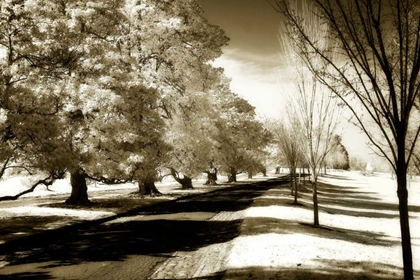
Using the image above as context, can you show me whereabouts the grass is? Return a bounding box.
[0,171,419,279]
[222,171,420,279]
[0,173,262,245]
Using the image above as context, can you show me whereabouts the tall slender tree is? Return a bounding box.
[268,119,304,204]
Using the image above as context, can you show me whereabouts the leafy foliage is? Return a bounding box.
[325,135,350,170]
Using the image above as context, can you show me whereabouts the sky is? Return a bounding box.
[197,0,284,119]
[196,0,375,160]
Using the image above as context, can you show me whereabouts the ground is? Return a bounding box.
[0,170,419,279]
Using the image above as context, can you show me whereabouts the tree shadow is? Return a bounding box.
[0,216,80,244]
[321,173,356,181]
[3,219,242,268]
[0,272,53,280]
[222,260,411,279]
[239,217,400,247]
[0,179,290,271]
[314,181,420,213]
[252,192,400,219]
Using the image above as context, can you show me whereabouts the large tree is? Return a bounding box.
[0,0,229,202]
[214,94,272,182]
[273,0,420,278]
[123,0,228,190]
[0,0,72,194]
[0,0,169,204]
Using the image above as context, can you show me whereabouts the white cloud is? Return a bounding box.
[213,50,288,119]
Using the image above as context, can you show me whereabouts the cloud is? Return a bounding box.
[213,49,290,118]
[213,48,371,156]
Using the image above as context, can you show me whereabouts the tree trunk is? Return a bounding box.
[179,176,193,189]
[204,165,218,185]
[396,156,413,279]
[170,169,194,190]
[312,171,319,226]
[302,167,306,185]
[138,177,161,197]
[227,167,237,183]
[205,172,218,185]
[247,171,253,179]
[290,168,294,196]
[65,168,91,205]
[261,167,267,177]
[294,170,298,204]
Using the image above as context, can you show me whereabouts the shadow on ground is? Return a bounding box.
[315,181,420,213]
[240,177,405,247]
[240,217,399,247]
[170,260,413,280]
[221,260,411,280]
[0,179,289,272]
[0,272,54,280]
[5,219,242,267]
[254,179,419,218]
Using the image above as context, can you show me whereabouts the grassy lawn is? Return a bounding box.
[1,171,419,279]
[224,171,420,279]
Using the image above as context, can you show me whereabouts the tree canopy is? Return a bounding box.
[0,0,272,203]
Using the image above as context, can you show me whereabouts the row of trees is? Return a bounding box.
[0,0,270,203]
[271,0,420,278]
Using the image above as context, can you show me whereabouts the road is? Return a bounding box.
[0,178,289,279]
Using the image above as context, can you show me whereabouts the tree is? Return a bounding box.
[0,0,170,204]
[278,1,341,226]
[0,0,229,202]
[123,0,228,190]
[214,93,272,183]
[268,119,304,204]
[0,0,73,196]
[325,135,350,170]
[273,0,420,278]
[164,90,218,189]
[349,155,367,171]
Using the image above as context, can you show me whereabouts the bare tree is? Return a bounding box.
[269,118,304,204]
[272,0,420,278]
[278,1,341,226]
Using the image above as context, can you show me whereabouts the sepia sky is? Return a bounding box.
[197,0,373,159]
[197,0,285,118]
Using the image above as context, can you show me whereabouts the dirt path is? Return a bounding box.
[0,178,288,279]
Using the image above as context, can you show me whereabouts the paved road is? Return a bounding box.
[0,178,289,279]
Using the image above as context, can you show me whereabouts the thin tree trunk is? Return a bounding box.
[302,167,306,185]
[396,158,413,280]
[65,168,90,205]
[294,170,298,204]
[290,168,294,196]
[312,171,319,226]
